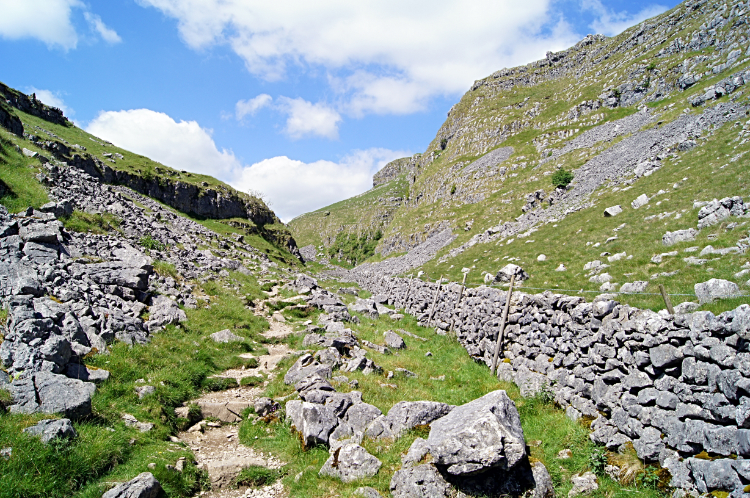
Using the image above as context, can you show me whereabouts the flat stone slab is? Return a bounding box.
[10,372,95,420]
[197,401,253,423]
[210,329,244,343]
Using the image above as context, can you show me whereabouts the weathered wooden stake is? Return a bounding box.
[427,275,443,328]
[449,271,469,334]
[491,274,516,376]
[659,284,675,315]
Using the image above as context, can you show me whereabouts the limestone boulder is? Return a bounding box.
[286,400,338,447]
[23,418,77,444]
[426,389,526,475]
[319,443,382,482]
[366,401,454,440]
[390,464,452,498]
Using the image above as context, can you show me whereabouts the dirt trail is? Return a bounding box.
[184,315,296,498]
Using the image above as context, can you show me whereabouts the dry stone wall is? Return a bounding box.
[350,271,750,496]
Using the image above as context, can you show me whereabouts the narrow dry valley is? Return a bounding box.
[2,0,750,497]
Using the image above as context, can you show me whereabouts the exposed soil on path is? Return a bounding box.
[184,317,297,497]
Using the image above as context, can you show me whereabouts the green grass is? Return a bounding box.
[239,306,667,498]
[8,107,248,201]
[0,271,268,498]
[153,260,179,279]
[62,211,122,235]
[416,111,750,314]
[288,176,409,250]
[234,465,284,487]
[0,136,49,213]
[139,235,165,252]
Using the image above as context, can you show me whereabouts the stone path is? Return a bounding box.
[183,318,296,498]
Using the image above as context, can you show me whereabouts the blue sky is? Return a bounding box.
[0,0,679,221]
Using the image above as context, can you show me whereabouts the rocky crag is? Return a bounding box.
[1,84,300,258]
[291,0,750,266]
[0,159,284,418]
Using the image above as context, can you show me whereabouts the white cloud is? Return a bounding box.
[85,106,408,220]
[232,148,408,222]
[84,12,122,44]
[86,109,240,177]
[583,0,668,37]
[137,0,582,115]
[26,88,73,116]
[235,94,272,120]
[278,97,342,140]
[0,0,82,49]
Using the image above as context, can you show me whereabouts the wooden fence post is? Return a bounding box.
[659,284,675,315]
[449,271,469,334]
[427,276,443,328]
[491,274,516,376]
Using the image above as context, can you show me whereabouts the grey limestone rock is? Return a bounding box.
[568,471,598,497]
[390,464,452,498]
[515,366,550,398]
[284,354,333,385]
[314,347,342,369]
[729,304,750,340]
[402,437,431,467]
[427,390,526,475]
[649,344,683,369]
[366,400,454,440]
[620,281,648,294]
[631,194,649,209]
[319,443,382,482]
[332,402,383,440]
[102,472,162,498]
[695,278,741,304]
[663,229,698,246]
[697,199,734,229]
[384,330,406,350]
[604,205,623,217]
[145,295,187,332]
[209,329,244,343]
[293,273,319,292]
[135,385,155,399]
[350,298,379,319]
[23,418,77,443]
[633,427,665,462]
[674,301,700,314]
[254,397,280,417]
[495,264,529,283]
[354,487,383,498]
[10,371,95,419]
[530,460,555,498]
[687,458,740,494]
[86,261,151,291]
[66,363,110,384]
[286,400,338,447]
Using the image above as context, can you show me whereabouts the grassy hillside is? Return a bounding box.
[288,175,409,251]
[0,88,300,264]
[290,0,750,314]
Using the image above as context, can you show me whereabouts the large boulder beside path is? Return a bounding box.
[426,390,526,475]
